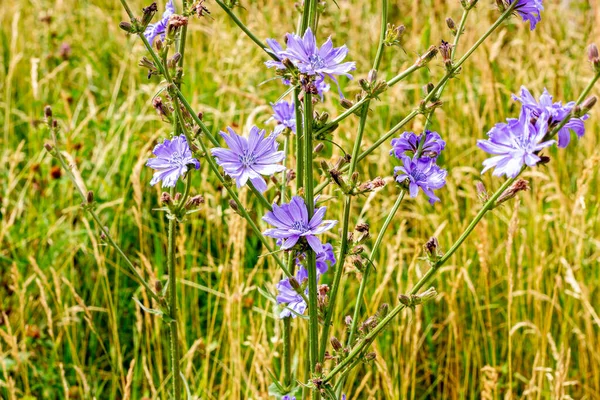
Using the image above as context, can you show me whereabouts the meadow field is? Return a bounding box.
[1,0,600,399]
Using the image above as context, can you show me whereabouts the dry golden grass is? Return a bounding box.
[1,0,600,399]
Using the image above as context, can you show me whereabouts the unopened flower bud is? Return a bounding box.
[331,336,343,352]
[352,257,365,272]
[417,287,438,303]
[358,78,370,92]
[476,181,488,201]
[289,277,301,291]
[446,17,457,35]
[169,52,182,68]
[423,82,435,95]
[282,58,295,70]
[155,280,163,292]
[314,143,324,153]
[119,21,134,33]
[580,96,597,114]
[186,194,205,208]
[367,69,377,83]
[100,229,108,241]
[495,179,529,207]
[197,111,204,121]
[228,199,240,214]
[86,190,94,204]
[425,237,439,258]
[355,223,369,233]
[44,143,54,152]
[315,363,323,375]
[439,40,453,68]
[588,44,600,71]
[376,303,389,318]
[174,192,182,202]
[161,192,172,204]
[351,171,359,184]
[344,315,353,326]
[286,169,296,183]
[364,352,377,361]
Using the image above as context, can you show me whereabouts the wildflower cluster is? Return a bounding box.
[390,130,448,204]
[478,86,590,177]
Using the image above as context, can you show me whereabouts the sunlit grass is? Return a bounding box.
[1,0,599,398]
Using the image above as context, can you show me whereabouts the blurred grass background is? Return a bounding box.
[1,0,600,398]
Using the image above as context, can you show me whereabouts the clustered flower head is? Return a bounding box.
[478,85,592,178]
[146,135,200,187]
[390,130,448,204]
[211,126,286,193]
[270,100,296,134]
[512,86,587,148]
[509,0,544,31]
[144,0,175,44]
[390,130,446,159]
[262,196,337,252]
[266,28,355,97]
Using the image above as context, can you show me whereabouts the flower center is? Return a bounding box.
[308,54,325,70]
[239,151,257,167]
[410,169,428,182]
[169,152,187,167]
[292,220,311,232]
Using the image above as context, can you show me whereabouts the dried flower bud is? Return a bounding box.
[167,14,188,38]
[228,199,240,214]
[314,143,324,153]
[330,169,348,191]
[355,223,369,233]
[416,45,438,67]
[495,179,529,207]
[289,277,301,291]
[44,105,53,119]
[141,2,158,27]
[423,82,435,95]
[152,97,170,119]
[197,111,204,121]
[282,58,295,70]
[425,237,439,258]
[155,280,163,292]
[352,257,365,272]
[174,192,182,202]
[100,228,108,241]
[331,336,343,352]
[186,194,204,208]
[86,190,94,204]
[161,192,172,204]
[340,98,354,109]
[44,143,54,152]
[315,363,323,375]
[588,44,600,71]
[192,0,210,17]
[350,245,364,255]
[169,52,182,68]
[364,352,377,361]
[119,21,134,33]
[286,169,296,183]
[446,17,457,35]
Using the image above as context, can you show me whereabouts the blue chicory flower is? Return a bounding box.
[394,156,447,204]
[266,28,355,97]
[270,100,296,134]
[262,196,337,253]
[144,0,175,44]
[477,109,554,178]
[146,135,200,187]
[509,0,543,30]
[512,86,588,148]
[276,267,311,319]
[211,126,286,193]
[390,130,446,159]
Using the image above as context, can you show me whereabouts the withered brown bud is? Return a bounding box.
[331,336,343,352]
[161,192,172,204]
[155,280,163,292]
[446,17,457,35]
[416,45,438,67]
[351,171,359,184]
[197,111,204,121]
[495,179,529,207]
[228,199,240,213]
[580,96,597,114]
[119,22,134,33]
[588,44,600,71]
[365,352,377,362]
[86,190,94,204]
[286,169,296,183]
[355,223,369,233]
[282,58,295,70]
[340,98,354,109]
[186,194,205,207]
[44,143,54,152]
[439,40,453,68]
[314,143,324,153]
[289,277,301,290]
[425,237,439,258]
[141,3,158,26]
[44,105,53,119]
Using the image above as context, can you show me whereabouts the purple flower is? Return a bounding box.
[266,28,355,96]
[276,267,310,318]
[270,101,296,134]
[144,0,175,44]
[390,130,446,159]
[146,135,200,187]
[262,196,337,252]
[394,156,447,204]
[477,109,554,178]
[509,0,543,30]
[281,396,296,400]
[211,126,286,193]
[296,242,336,275]
[512,86,588,148]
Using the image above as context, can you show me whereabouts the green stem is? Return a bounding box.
[167,218,182,400]
[282,252,294,388]
[294,89,304,193]
[303,93,319,375]
[325,177,514,384]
